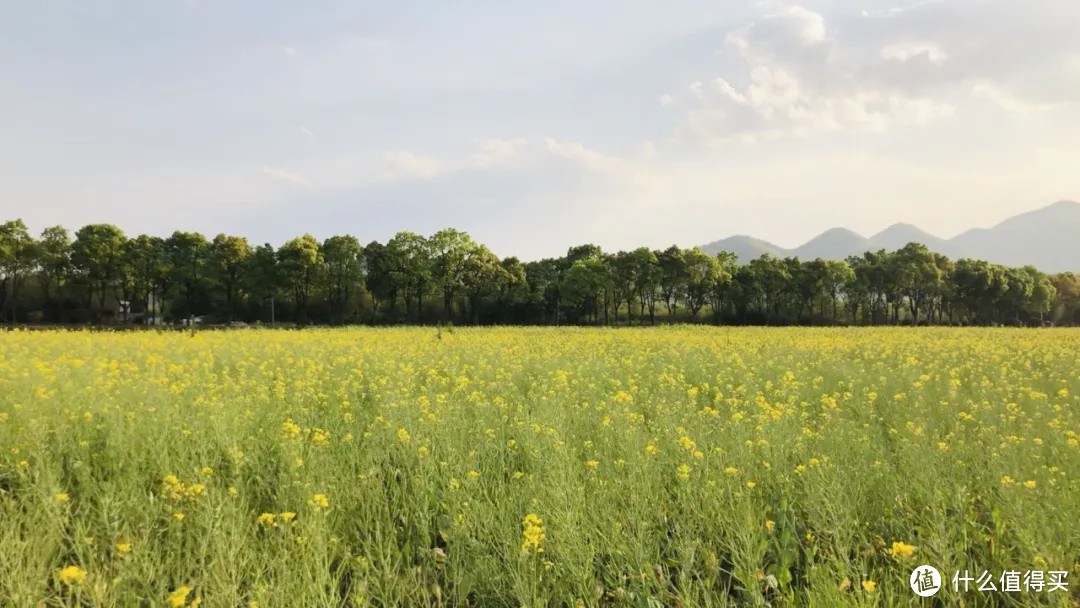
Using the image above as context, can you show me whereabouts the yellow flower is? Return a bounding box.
[397,428,411,443]
[116,541,133,555]
[745,481,756,489]
[890,541,916,559]
[677,464,691,481]
[724,466,738,476]
[166,585,192,608]
[257,512,277,527]
[190,599,202,608]
[585,460,599,470]
[765,519,775,533]
[173,512,185,521]
[58,565,87,586]
[53,492,70,504]
[1023,480,1037,489]
[280,511,296,523]
[467,470,480,479]
[282,419,301,438]
[645,444,658,455]
[1001,475,1015,486]
[311,493,330,509]
[199,467,214,478]
[862,580,876,592]
[521,513,546,555]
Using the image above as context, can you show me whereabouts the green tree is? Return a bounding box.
[1050,273,1079,324]
[821,259,854,323]
[788,258,824,322]
[166,231,210,324]
[0,219,38,322]
[562,257,610,324]
[748,254,791,323]
[1024,266,1056,323]
[71,224,127,315]
[496,256,528,322]
[630,248,660,324]
[951,259,1007,324]
[429,228,475,322]
[278,234,322,323]
[524,259,563,324]
[611,251,636,324]
[387,232,432,321]
[209,234,254,322]
[462,245,508,324]
[363,241,397,322]
[126,235,168,324]
[683,247,721,319]
[894,243,942,325]
[320,235,363,324]
[247,244,280,323]
[708,251,739,321]
[657,245,688,319]
[36,226,71,312]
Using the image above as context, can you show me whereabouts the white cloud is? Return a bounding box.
[468,138,528,168]
[881,42,947,65]
[659,93,675,106]
[381,150,447,180]
[380,138,529,180]
[764,5,828,45]
[299,127,316,141]
[282,45,297,56]
[543,138,639,179]
[675,7,954,145]
[261,166,312,186]
[969,80,1064,114]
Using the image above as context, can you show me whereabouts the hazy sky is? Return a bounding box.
[2,0,1078,259]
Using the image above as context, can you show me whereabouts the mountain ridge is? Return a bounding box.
[700,200,1080,273]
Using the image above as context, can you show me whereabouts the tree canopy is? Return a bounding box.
[0,219,1076,327]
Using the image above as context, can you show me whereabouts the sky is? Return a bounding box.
[1,0,1079,260]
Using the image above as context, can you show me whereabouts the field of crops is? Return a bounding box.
[1,327,1078,606]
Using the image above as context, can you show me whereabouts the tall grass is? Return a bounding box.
[1,327,1077,606]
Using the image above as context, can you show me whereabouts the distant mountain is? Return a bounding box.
[699,235,787,263]
[870,223,957,256]
[700,200,1080,272]
[951,200,1080,272]
[792,228,872,261]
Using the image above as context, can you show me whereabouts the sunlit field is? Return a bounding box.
[1,327,1078,607]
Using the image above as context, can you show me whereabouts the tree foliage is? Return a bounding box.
[0,217,1074,327]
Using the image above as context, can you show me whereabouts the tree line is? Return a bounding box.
[1,219,1078,327]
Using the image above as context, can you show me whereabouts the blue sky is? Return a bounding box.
[2,0,1078,259]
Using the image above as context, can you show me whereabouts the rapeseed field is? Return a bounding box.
[1,327,1078,606]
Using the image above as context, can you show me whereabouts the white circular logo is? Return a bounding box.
[910,565,942,597]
